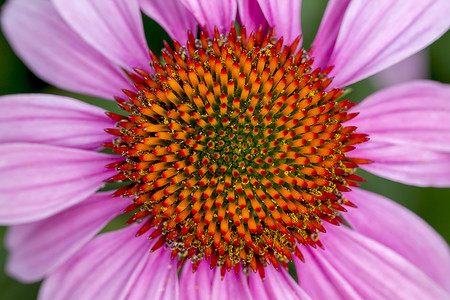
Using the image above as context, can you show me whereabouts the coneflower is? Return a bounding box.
[0,0,449,299]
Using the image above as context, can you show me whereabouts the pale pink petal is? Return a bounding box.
[372,50,429,89]
[210,269,253,300]
[352,141,450,187]
[122,247,179,300]
[0,94,113,150]
[296,226,449,299]
[297,249,363,299]
[344,188,450,290]
[180,263,253,300]
[256,0,302,44]
[351,81,450,152]
[348,80,450,186]
[248,267,312,300]
[179,263,214,300]
[181,261,310,299]
[237,0,269,34]
[180,0,237,34]
[0,143,117,224]
[139,0,198,44]
[5,192,129,283]
[52,0,150,70]
[310,0,351,68]
[327,0,450,87]
[1,0,133,99]
[39,226,178,300]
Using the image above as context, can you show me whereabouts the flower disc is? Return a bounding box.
[105,26,369,278]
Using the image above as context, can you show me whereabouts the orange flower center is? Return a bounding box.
[104,26,369,279]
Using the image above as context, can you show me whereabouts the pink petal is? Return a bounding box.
[353,141,450,187]
[372,50,429,89]
[210,269,253,300]
[180,0,237,34]
[327,0,450,87]
[179,263,214,300]
[180,262,311,299]
[52,0,150,70]
[122,247,179,300]
[39,226,178,300]
[1,0,133,99]
[237,0,269,34]
[5,192,129,283]
[351,81,450,152]
[0,94,113,150]
[256,0,302,44]
[349,80,450,186]
[0,143,117,224]
[248,268,312,300]
[296,226,449,299]
[344,188,450,290]
[180,263,253,300]
[139,0,198,44]
[310,0,351,69]
[296,249,362,299]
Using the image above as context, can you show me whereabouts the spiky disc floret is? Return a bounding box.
[105,26,369,279]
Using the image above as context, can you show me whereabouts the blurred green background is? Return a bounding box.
[0,0,449,299]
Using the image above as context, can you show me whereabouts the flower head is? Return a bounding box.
[104,26,370,278]
[0,0,449,299]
